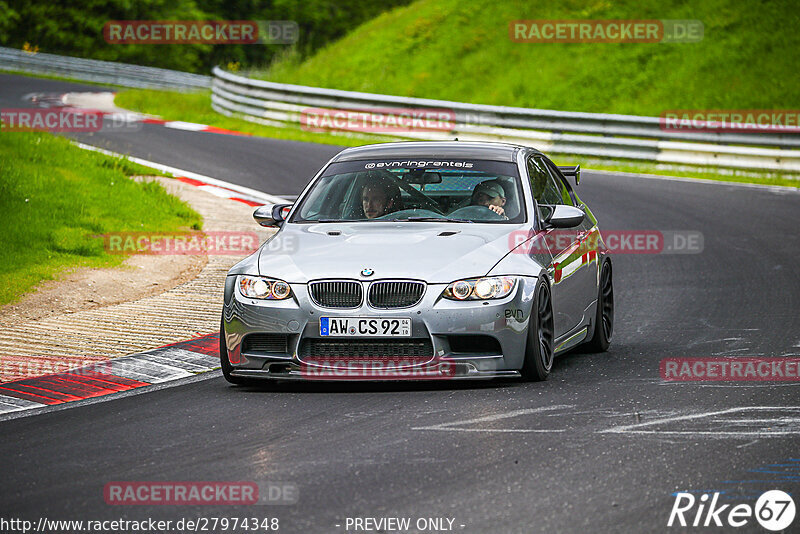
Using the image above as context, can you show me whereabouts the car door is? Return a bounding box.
[542,157,600,335]
[527,156,586,338]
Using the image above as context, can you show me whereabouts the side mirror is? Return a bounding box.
[557,165,581,185]
[253,204,292,227]
[544,205,585,228]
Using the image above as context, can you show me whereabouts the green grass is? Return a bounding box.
[115,89,397,147]
[254,0,800,116]
[0,131,202,305]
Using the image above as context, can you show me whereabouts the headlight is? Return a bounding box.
[238,275,293,300]
[442,276,517,300]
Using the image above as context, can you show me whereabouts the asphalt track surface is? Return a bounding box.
[1,74,799,533]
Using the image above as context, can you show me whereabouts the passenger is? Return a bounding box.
[361,178,401,219]
[470,180,507,217]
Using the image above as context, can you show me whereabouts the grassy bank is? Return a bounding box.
[115,88,395,147]
[0,131,202,305]
[254,0,800,116]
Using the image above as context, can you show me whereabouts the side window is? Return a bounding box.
[542,159,576,206]
[528,157,566,205]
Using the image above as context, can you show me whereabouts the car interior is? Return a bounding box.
[306,169,523,222]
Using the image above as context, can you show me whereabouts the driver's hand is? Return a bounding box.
[488,205,506,217]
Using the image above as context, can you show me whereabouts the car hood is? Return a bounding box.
[257,222,524,283]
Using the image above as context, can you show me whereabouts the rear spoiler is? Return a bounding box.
[558,165,581,185]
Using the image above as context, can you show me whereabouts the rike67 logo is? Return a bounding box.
[668,490,795,530]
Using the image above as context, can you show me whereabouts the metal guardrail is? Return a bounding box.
[212,66,800,173]
[0,47,210,90]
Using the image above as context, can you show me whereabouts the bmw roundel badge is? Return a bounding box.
[361,268,374,277]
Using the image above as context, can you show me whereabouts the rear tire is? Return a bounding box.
[521,279,555,381]
[584,260,613,352]
[220,318,257,385]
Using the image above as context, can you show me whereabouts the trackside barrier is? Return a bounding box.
[211,66,800,173]
[0,46,210,90]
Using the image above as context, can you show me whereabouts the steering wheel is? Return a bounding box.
[448,205,505,221]
[372,170,443,214]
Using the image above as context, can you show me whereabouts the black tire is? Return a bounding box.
[219,317,257,385]
[584,260,614,352]
[521,279,555,381]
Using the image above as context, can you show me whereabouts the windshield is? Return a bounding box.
[292,159,525,223]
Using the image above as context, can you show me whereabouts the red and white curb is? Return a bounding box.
[0,334,220,417]
[25,92,279,205]
[141,117,250,136]
[73,142,287,207]
[31,92,250,137]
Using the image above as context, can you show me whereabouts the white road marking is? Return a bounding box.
[163,121,208,131]
[601,406,800,437]
[72,142,288,205]
[136,348,218,373]
[105,358,193,384]
[198,184,236,198]
[0,394,47,414]
[412,405,574,433]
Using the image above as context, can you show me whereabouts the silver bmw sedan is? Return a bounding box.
[220,141,613,383]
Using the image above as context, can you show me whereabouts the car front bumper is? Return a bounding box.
[222,275,538,380]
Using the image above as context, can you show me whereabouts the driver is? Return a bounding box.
[470,180,507,217]
[361,178,401,219]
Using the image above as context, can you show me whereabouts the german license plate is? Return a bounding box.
[320,317,411,337]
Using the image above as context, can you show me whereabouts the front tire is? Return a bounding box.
[584,260,613,352]
[521,279,555,381]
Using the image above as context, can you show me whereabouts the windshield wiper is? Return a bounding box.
[405,217,474,223]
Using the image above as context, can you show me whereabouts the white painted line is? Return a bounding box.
[136,348,218,373]
[603,406,748,432]
[198,184,236,198]
[412,405,574,433]
[147,347,218,367]
[72,142,288,205]
[601,406,800,437]
[163,121,208,131]
[104,358,193,383]
[0,394,47,414]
